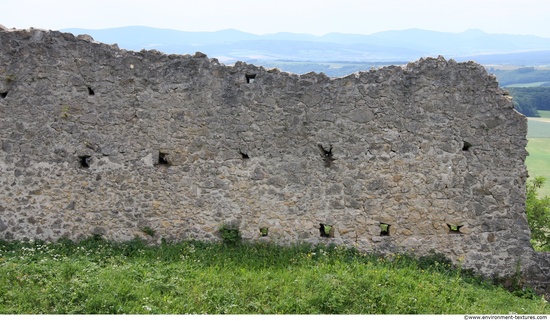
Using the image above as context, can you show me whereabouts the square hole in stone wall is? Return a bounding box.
[447,224,463,234]
[259,227,269,237]
[157,152,170,166]
[318,144,335,168]
[319,223,333,238]
[245,74,256,84]
[78,155,91,168]
[380,223,390,236]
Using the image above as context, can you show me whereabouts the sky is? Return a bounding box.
[3,0,550,38]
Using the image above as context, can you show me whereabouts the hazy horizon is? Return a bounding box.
[57,25,550,40]
[4,0,550,38]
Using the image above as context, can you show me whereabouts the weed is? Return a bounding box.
[416,252,453,273]
[60,105,70,118]
[141,226,156,237]
[5,74,16,82]
[219,223,241,245]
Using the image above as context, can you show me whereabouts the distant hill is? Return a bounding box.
[453,50,550,67]
[61,26,550,61]
[61,26,550,76]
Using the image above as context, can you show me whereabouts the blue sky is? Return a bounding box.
[3,0,550,38]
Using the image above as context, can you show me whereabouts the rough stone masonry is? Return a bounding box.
[0,27,548,293]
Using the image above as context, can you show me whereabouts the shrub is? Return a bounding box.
[526,177,550,251]
[219,223,241,245]
[141,226,156,237]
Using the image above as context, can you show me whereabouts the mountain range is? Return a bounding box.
[61,26,550,76]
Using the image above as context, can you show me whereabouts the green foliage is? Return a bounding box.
[513,100,539,118]
[526,177,550,251]
[416,252,453,272]
[140,226,156,237]
[492,68,550,87]
[219,223,241,245]
[0,239,547,314]
[259,227,268,237]
[506,87,550,117]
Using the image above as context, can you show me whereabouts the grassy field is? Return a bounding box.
[526,137,550,197]
[527,119,550,138]
[0,237,548,314]
[507,82,550,87]
[527,111,550,197]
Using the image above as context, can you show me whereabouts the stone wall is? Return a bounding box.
[0,27,548,293]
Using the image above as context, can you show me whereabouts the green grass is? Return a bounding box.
[538,110,550,119]
[526,138,550,197]
[528,118,550,138]
[0,238,548,314]
[527,111,550,197]
[506,82,550,88]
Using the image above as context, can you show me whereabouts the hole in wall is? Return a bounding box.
[462,141,472,151]
[245,74,256,84]
[0,92,7,98]
[157,152,170,166]
[447,224,463,234]
[87,86,95,96]
[240,151,250,160]
[78,155,91,168]
[380,223,390,236]
[319,223,333,238]
[318,144,335,168]
[259,227,269,237]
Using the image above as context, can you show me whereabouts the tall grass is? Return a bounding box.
[0,237,547,314]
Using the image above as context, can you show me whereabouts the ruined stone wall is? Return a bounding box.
[0,27,548,292]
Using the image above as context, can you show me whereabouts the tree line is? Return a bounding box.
[490,67,550,87]
[506,87,550,117]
